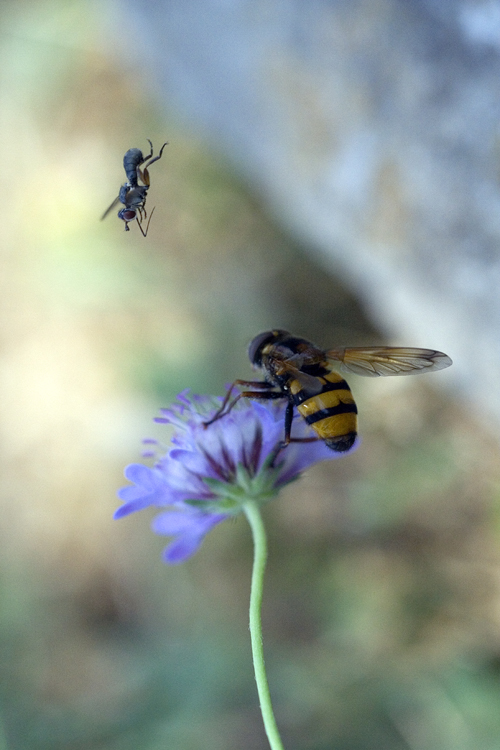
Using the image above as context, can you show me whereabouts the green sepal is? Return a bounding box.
[183,459,285,515]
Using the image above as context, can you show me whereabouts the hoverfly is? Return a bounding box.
[204,330,452,453]
[101,140,168,236]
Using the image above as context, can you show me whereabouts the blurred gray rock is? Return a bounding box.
[118,0,500,428]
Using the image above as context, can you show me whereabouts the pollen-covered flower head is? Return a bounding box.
[115,390,357,563]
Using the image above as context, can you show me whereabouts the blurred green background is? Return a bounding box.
[0,2,499,749]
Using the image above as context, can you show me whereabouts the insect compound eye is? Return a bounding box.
[118,209,136,222]
[247,330,289,366]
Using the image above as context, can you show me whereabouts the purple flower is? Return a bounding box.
[115,390,357,564]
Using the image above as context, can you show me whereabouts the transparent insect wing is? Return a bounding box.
[118,184,129,204]
[125,185,148,207]
[101,195,122,221]
[273,358,324,395]
[326,347,453,377]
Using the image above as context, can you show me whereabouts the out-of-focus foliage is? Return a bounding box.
[0,2,499,749]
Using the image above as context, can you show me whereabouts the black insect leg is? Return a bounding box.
[203,381,282,427]
[136,206,155,237]
[143,139,154,161]
[143,142,168,171]
[140,142,168,187]
[282,401,295,447]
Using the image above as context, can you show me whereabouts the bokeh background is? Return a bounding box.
[1,1,500,748]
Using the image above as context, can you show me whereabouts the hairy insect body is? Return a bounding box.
[205,329,452,456]
[260,338,358,451]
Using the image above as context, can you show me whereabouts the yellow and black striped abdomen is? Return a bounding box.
[291,372,357,452]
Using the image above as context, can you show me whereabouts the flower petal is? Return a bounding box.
[113,496,154,519]
[152,510,201,535]
[153,511,228,564]
[163,534,204,564]
[152,510,227,536]
[115,389,357,563]
[123,463,159,490]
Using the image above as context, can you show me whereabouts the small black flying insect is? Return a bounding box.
[101,140,167,237]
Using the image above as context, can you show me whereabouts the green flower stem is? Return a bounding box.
[0,710,8,750]
[243,500,285,750]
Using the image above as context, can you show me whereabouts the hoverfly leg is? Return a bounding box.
[230,388,283,410]
[269,434,321,466]
[268,403,294,465]
[281,401,295,447]
[269,401,322,464]
[203,380,243,426]
[282,401,321,446]
[204,392,246,427]
[203,381,281,427]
